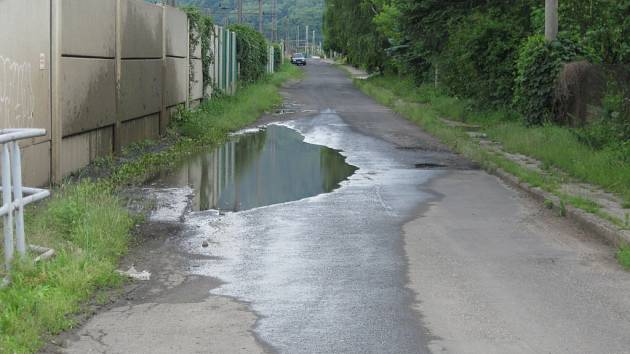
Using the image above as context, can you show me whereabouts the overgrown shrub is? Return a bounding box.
[182,6,214,97]
[228,24,268,83]
[273,44,283,69]
[440,11,524,106]
[513,35,595,125]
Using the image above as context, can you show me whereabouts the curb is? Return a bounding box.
[493,167,630,249]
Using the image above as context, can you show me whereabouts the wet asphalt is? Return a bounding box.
[179,61,473,353]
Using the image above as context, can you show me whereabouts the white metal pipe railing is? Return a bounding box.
[0,129,50,274]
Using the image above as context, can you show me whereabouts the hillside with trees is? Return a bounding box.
[177,0,324,47]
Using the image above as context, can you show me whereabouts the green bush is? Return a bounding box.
[273,44,283,69]
[440,12,525,106]
[228,24,268,83]
[513,35,593,125]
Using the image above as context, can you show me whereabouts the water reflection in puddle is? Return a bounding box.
[156,125,358,212]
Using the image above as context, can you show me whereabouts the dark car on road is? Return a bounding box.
[291,53,307,66]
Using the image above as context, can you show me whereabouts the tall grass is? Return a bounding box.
[178,66,300,141]
[0,182,133,353]
[357,75,630,205]
[619,247,630,269]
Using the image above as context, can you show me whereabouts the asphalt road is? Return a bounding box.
[57,60,630,354]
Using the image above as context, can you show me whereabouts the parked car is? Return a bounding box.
[291,53,307,66]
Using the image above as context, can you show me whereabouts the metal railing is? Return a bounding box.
[1,129,50,280]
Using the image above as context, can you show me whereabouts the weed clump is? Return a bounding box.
[618,247,630,270]
[0,182,133,352]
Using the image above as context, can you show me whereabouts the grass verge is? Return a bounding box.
[354,73,630,266]
[0,63,302,353]
[619,247,630,269]
[0,182,133,353]
[357,75,630,205]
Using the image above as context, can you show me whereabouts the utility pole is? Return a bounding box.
[296,25,300,53]
[258,0,263,34]
[305,25,309,56]
[312,30,315,56]
[545,0,558,41]
[271,0,277,42]
[165,0,176,6]
[237,0,243,24]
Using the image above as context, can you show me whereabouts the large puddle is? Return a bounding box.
[155,125,358,212]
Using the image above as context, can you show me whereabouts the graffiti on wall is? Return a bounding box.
[0,55,35,125]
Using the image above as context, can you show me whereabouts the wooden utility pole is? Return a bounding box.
[237,0,243,24]
[545,0,558,41]
[272,0,277,42]
[305,25,309,55]
[258,0,263,33]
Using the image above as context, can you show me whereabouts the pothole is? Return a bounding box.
[414,163,448,169]
[396,146,425,151]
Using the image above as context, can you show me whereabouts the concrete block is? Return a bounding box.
[0,0,51,141]
[121,0,163,59]
[119,114,160,147]
[165,6,188,58]
[119,59,162,121]
[61,0,116,58]
[61,126,113,176]
[164,57,187,107]
[190,59,203,100]
[59,57,116,136]
[22,141,51,187]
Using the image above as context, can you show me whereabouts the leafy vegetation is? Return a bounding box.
[324,0,387,71]
[228,24,269,83]
[513,35,596,125]
[619,247,630,269]
[182,6,215,96]
[324,0,629,124]
[0,182,134,353]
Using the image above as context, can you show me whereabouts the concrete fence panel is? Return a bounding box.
[118,114,160,148]
[120,0,163,59]
[191,29,203,60]
[163,6,188,113]
[0,0,52,186]
[164,57,188,108]
[191,59,204,101]
[60,126,113,176]
[60,0,116,58]
[59,57,117,136]
[119,59,163,121]
[164,7,188,58]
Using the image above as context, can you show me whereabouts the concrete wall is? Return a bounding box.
[0,0,52,186]
[164,5,188,113]
[1,0,238,185]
